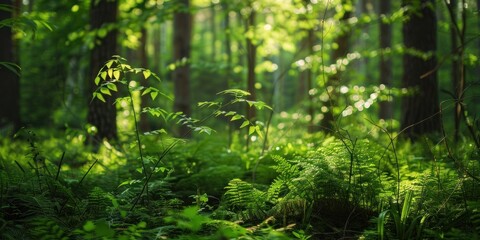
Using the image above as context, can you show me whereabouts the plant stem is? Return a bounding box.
[128,87,149,194]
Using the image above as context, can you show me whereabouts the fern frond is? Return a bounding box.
[27,216,68,240]
[85,187,110,218]
[224,179,267,220]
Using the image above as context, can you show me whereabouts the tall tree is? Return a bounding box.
[445,0,467,142]
[378,0,393,119]
[173,0,192,137]
[296,0,315,132]
[245,8,256,123]
[320,0,352,132]
[0,0,21,134]
[222,1,232,86]
[301,32,315,131]
[210,2,217,62]
[138,0,150,132]
[87,0,118,144]
[401,0,440,138]
[448,0,461,141]
[244,4,256,148]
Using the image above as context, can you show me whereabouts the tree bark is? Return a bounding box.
[139,27,151,132]
[401,0,440,139]
[379,0,393,119]
[173,0,192,138]
[320,0,351,132]
[138,0,150,132]
[449,0,461,141]
[87,0,118,145]
[303,29,315,132]
[0,0,21,135]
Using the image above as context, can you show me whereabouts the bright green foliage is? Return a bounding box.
[165,206,210,232]
[377,191,428,240]
[3,0,480,239]
[199,88,273,140]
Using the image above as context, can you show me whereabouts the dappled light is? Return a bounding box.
[1,0,480,239]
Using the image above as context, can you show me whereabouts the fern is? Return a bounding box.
[85,187,110,218]
[467,200,480,234]
[224,178,267,220]
[27,216,68,240]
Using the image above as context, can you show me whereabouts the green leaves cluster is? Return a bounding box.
[199,89,272,138]
[377,191,428,240]
[92,55,161,103]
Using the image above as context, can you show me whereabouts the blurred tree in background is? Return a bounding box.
[2,0,479,141]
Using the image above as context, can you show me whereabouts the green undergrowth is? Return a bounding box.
[1,124,479,239]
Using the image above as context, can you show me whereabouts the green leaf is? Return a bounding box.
[118,180,131,188]
[252,100,272,110]
[144,129,167,135]
[105,60,114,68]
[97,28,107,38]
[83,221,95,232]
[378,210,389,240]
[0,62,21,76]
[150,91,158,100]
[218,89,250,97]
[142,87,152,96]
[96,93,106,102]
[94,76,101,85]
[106,83,117,91]
[100,87,111,96]
[100,71,107,80]
[248,126,255,135]
[231,114,242,121]
[240,121,250,129]
[113,70,120,79]
[107,68,113,78]
[255,125,264,138]
[143,70,151,79]
[137,221,147,228]
[225,111,236,116]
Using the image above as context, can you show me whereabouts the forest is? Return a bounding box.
[1,0,480,239]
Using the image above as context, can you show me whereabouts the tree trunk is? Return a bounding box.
[0,0,21,135]
[87,0,118,145]
[211,3,217,62]
[449,0,461,141]
[173,0,192,138]
[246,9,257,122]
[245,8,256,148]
[222,1,232,86]
[139,27,151,132]
[303,29,315,132]
[320,0,351,132]
[379,0,393,119]
[401,0,440,139]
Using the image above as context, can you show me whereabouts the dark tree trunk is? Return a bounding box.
[87,0,118,145]
[139,27,151,132]
[0,0,21,135]
[379,0,393,119]
[320,0,351,132]
[173,0,192,138]
[449,0,461,141]
[137,0,150,132]
[301,29,315,132]
[401,0,440,139]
